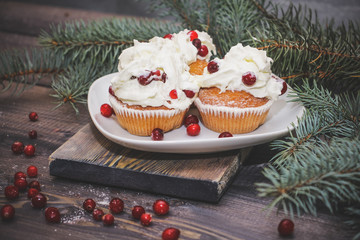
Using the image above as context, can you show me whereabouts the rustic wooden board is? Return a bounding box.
[49,123,250,202]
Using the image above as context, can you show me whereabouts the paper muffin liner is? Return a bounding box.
[109,95,187,136]
[194,98,273,134]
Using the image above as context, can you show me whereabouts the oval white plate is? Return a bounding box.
[88,73,305,153]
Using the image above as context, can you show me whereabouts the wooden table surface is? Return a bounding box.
[0,1,354,239]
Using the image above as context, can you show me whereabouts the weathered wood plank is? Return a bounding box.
[49,123,249,202]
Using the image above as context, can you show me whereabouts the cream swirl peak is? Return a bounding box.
[111,37,199,110]
[194,43,283,100]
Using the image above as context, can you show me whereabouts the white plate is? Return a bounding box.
[88,73,305,153]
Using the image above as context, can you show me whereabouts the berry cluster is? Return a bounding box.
[11,111,39,157]
[82,197,179,239]
[2,166,61,223]
[138,69,167,86]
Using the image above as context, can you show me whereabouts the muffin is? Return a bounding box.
[193,43,283,134]
[109,37,199,136]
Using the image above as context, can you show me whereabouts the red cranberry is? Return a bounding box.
[102,213,114,226]
[169,89,178,99]
[45,207,61,223]
[14,171,26,180]
[28,180,41,191]
[24,144,35,156]
[140,213,152,226]
[192,38,201,49]
[163,34,173,39]
[183,90,195,98]
[109,197,124,214]
[207,61,219,73]
[198,45,208,57]
[11,141,24,154]
[100,103,113,118]
[138,75,152,86]
[187,30,198,41]
[153,199,169,216]
[278,219,294,236]
[92,208,105,221]
[4,185,19,200]
[29,112,38,121]
[27,188,39,199]
[151,128,164,141]
[132,206,145,219]
[14,178,28,191]
[242,71,257,86]
[162,227,180,240]
[83,198,96,212]
[109,86,115,96]
[28,130,37,139]
[219,132,233,138]
[161,72,167,83]
[280,81,287,95]
[27,165,38,178]
[187,124,201,136]
[184,115,199,127]
[31,193,47,208]
[1,204,15,221]
[152,70,161,76]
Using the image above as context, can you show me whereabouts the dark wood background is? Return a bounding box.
[0,1,358,239]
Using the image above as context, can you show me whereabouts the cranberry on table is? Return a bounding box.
[11,141,24,154]
[29,112,38,121]
[24,144,35,156]
[5,185,19,200]
[218,132,233,138]
[14,178,28,191]
[162,227,180,240]
[207,61,219,73]
[28,130,37,139]
[27,165,38,178]
[184,115,199,127]
[27,188,39,199]
[100,103,113,118]
[92,208,105,221]
[14,171,26,180]
[153,199,169,216]
[1,204,15,221]
[197,45,209,57]
[132,206,145,219]
[83,198,96,212]
[140,213,152,226]
[28,180,41,191]
[109,197,124,214]
[102,213,115,226]
[151,128,164,141]
[242,71,257,86]
[187,124,201,136]
[31,193,47,208]
[278,218,294,236]
[45,207,61,223]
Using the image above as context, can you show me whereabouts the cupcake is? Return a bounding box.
[109,37,199,136]
[162,29,216,75]
[193,43,284,134]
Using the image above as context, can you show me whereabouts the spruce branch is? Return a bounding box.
[256,137,360,218]
[39,18,183,64]
[0,48,66,95]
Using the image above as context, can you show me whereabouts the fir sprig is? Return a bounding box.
[0,48,66,95]
[256,137,360,218]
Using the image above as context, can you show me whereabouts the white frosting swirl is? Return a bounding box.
[111,37,199,110]
[193,43,282,100]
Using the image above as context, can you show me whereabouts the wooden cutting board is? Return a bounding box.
[49,123,250,202]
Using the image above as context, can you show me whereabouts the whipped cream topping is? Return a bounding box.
[111,37,199,110]
[193,43,282,100]
[165,29,216,63]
